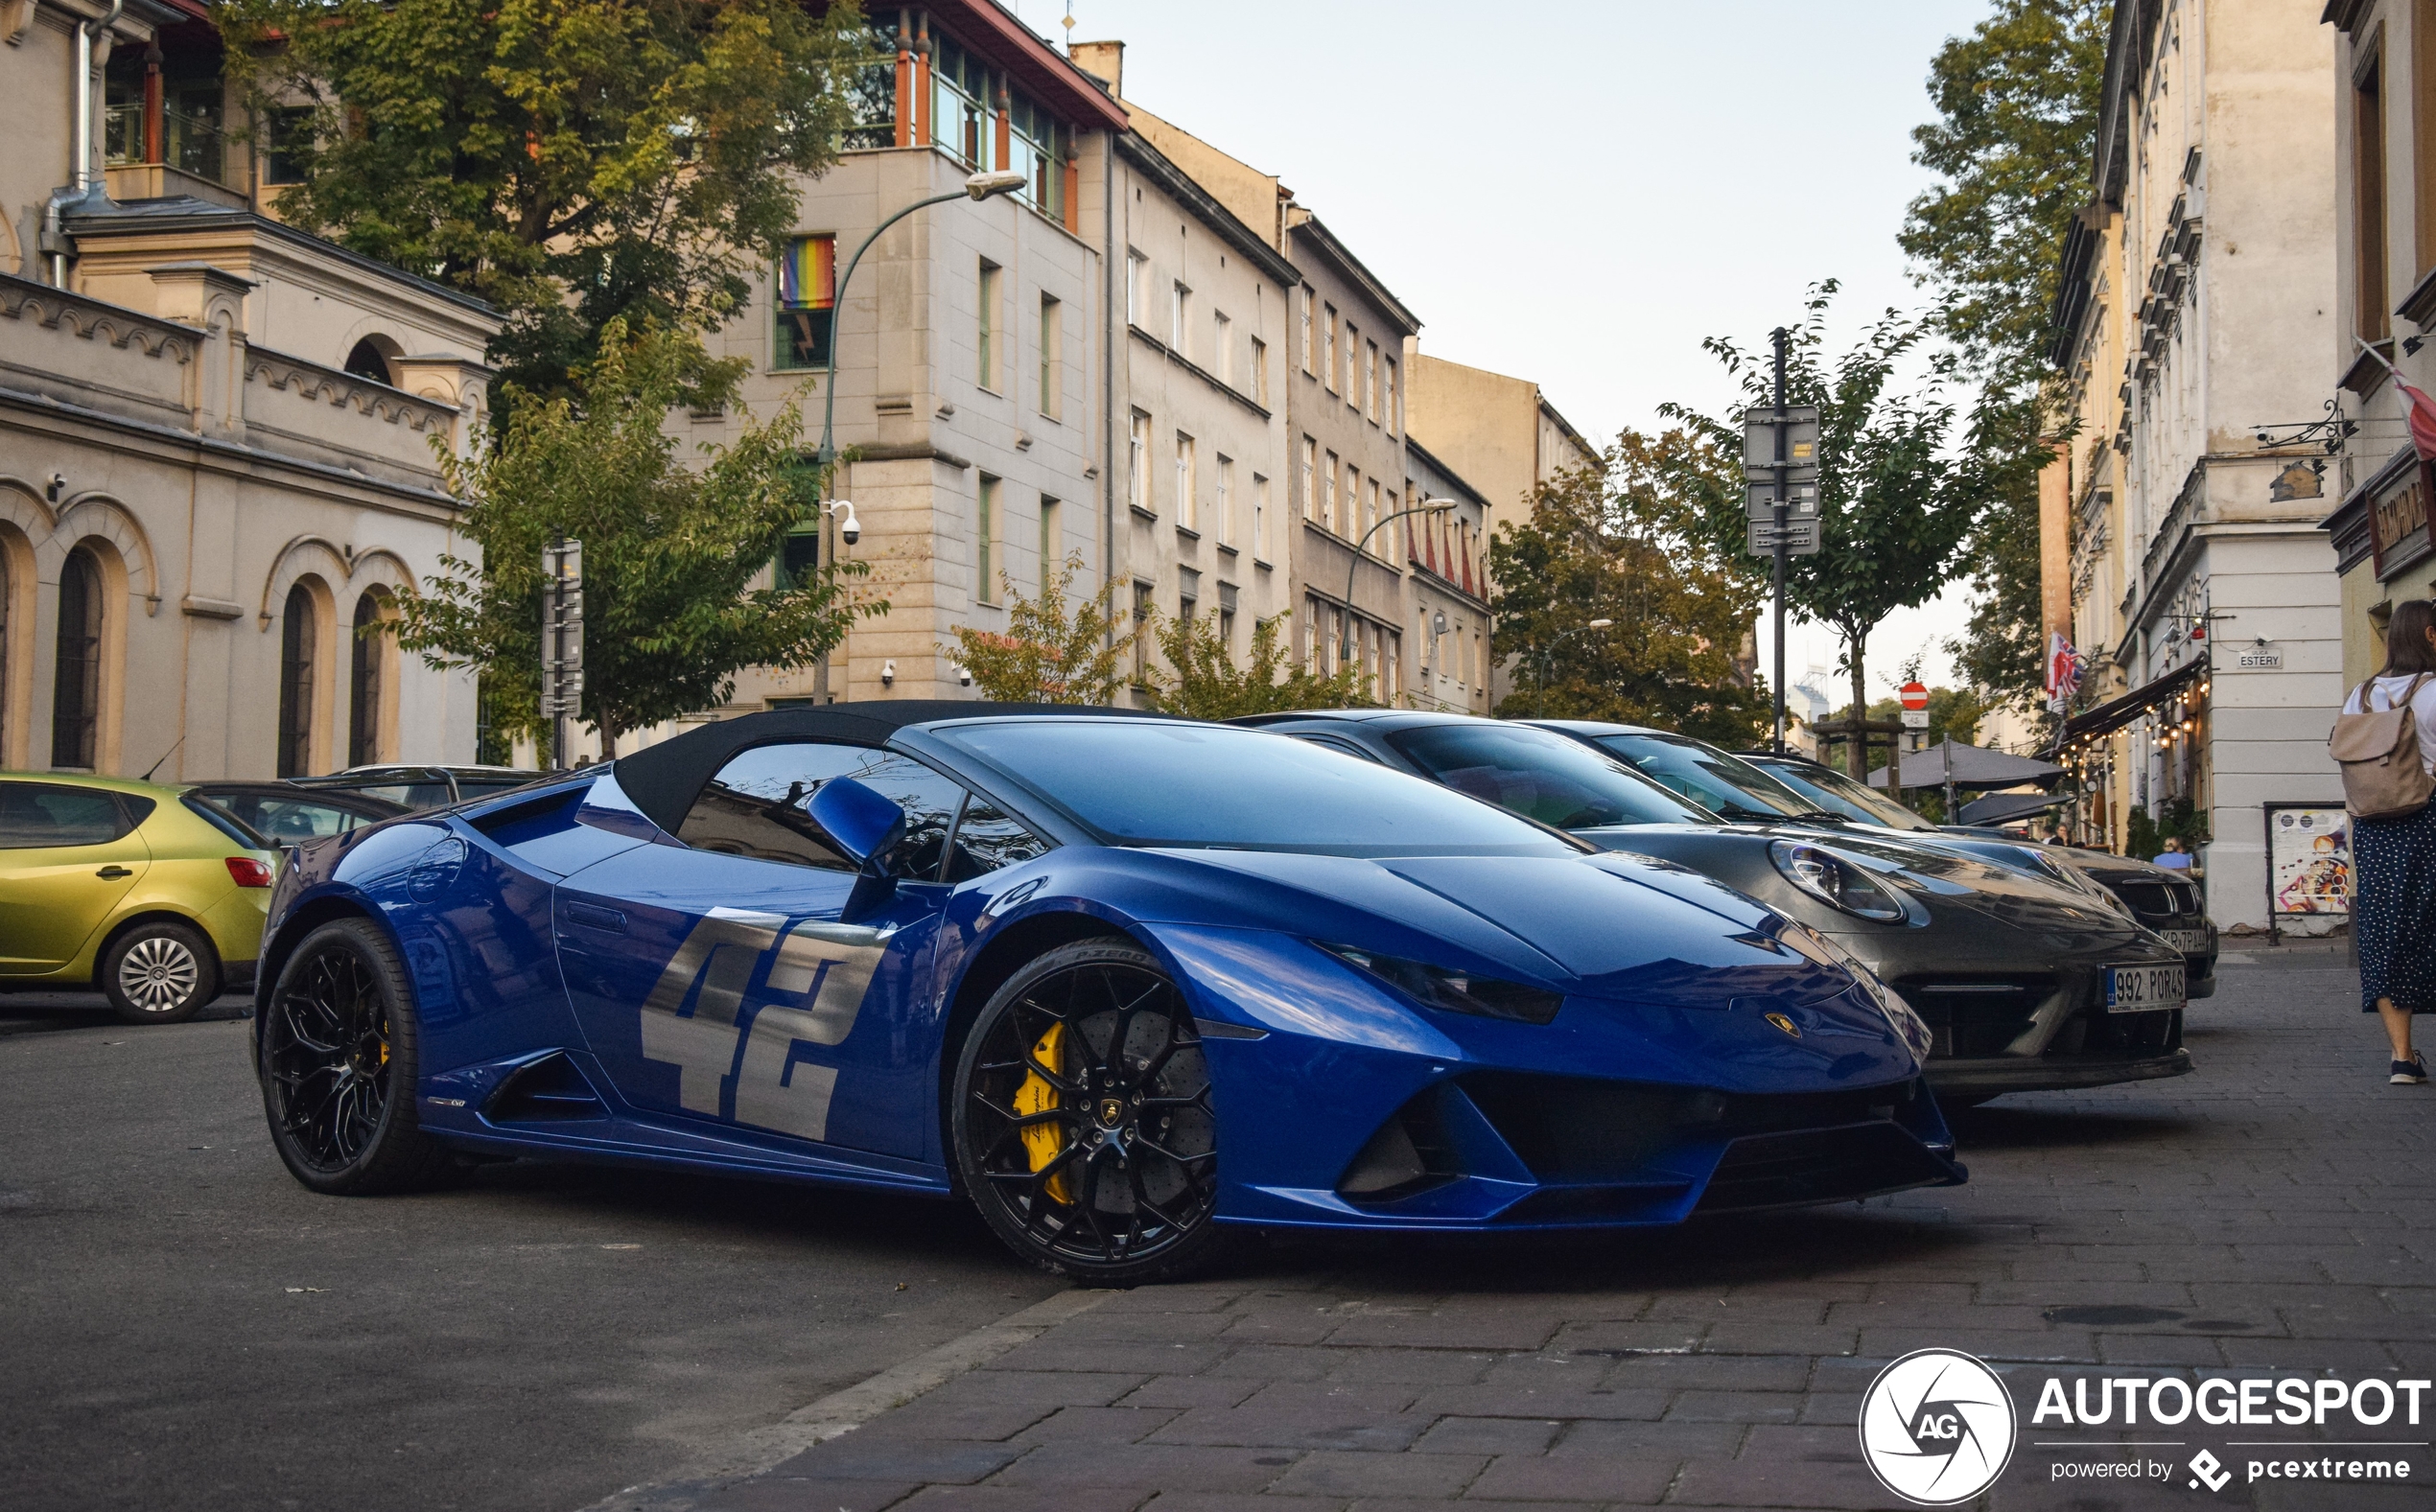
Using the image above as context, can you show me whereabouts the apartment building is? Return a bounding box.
[2041,0,2343,929]
[1401,439,1491,713]
[2321,0,2436,685]
[3,0,491,779]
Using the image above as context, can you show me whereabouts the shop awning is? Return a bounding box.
[1958,791,2073,826]
[1868,740,2066,791]
[2051,659,2205,751]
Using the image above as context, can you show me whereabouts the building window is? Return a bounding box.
[1005,87,1069,221]
[1179,567,1199,623]
[1171,282,1190,356]
[1174,431,1196,531]
[1302,599,1318,668]
[1133,580,1154,684]
[1213,310,1231,384]
[276,583,316,779]
[1323,450,1340,532]
[1299,286,1315,373]
[1366,477,1381,540]
[1216,454,1234,545]
[1039,496,1060,588]
[774,235,836,370]
[50,547,103,769]
[977,260,1002,391]
[262,105,314,186]
[1300,437,1318,522]
[1323,304,1338,391]
[1253,473,1269,559]
[932,32,990,169]
[1130,411,1152,513]
[1387,630,1402,703]
[1385,358,1398,434]
[2356,42,2391,344]
[1365,341,1379,421]
[1251,336,1269,407]
[1039,292,1062,419]
[842,15,899,149]
[2420,3,2436,281]
[1344,324,1360,407]
[1127,250,1146,327]
[348,593,386,767]
[977,475,1000,602]
[1345,462,1361,538]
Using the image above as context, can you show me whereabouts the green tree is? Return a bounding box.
[1489,433,1769,745]
[393,319,878,755]
[218,0,878,407]
[1661,286,2002,777]
[1900,0,2108,712]
[945,554,1134,706]
[1148,610,1368,720]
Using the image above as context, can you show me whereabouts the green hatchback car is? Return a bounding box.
[0,773,278,1023]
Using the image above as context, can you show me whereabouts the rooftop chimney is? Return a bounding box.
[1068,39,1122,98]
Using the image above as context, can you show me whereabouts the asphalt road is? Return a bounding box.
[0,992,1063,1512]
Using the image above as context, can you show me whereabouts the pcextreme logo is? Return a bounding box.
[1858,1348,2018,1505]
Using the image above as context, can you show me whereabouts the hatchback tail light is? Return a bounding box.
[225,856,275,888]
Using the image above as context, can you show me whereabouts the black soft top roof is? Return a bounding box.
[610,702,1175,836]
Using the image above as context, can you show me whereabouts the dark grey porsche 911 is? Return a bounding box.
[1241,710,2191,1103]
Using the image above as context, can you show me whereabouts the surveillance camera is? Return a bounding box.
[830,500,861,547]
[958,665,973,688]
[880,658,896,688]
[45,471,66,502]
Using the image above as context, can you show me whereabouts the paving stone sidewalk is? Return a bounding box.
[687,944,2436,1512]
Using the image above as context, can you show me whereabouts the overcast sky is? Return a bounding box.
[1009,0,2001,696]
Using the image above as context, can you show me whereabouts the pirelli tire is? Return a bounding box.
[950,940,1228,1287]
[258,919,456,1196]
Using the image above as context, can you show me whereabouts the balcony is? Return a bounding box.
[105,103,248,209]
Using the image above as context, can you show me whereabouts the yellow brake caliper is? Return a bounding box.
[1012,1022,1071,1204]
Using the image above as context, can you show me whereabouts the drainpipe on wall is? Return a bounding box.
[1101,129,1116,661]
[41,0,125,286]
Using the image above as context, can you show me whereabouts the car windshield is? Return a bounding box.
[1386,722,1717,830]
[1589,733,1828,823]
[1753,758,1938,831]
[935,720,1582,857]
[195,791,384,842]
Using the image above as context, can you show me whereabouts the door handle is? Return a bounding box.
[96,866,134,879]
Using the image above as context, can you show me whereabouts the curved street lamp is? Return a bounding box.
[1537,617,1615,716]
[813,168,1029,481]
[1338,497,1460,675]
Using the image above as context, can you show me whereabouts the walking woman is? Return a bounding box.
[2350,599,2436,1083]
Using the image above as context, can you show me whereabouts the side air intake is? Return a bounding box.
[483,1052,607,1124]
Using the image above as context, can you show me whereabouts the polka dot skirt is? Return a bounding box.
[2358,801,2436,1012]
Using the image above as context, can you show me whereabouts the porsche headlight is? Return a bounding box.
[1315,942,1564,1025]
[1769,841,1912,922]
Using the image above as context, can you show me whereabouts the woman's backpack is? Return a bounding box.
[2329,673,2434,820]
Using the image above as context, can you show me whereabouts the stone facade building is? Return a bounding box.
[2041,0,2345,930]
[3,0,490,780]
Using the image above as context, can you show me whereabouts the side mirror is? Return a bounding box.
[808,777,905,872]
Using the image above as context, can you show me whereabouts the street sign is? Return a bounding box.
[1899,681,1929,711]
[1746,519,1819,557]
[1901,709,1931,730]
[1741,404,1820,482]
[1745,481,1819,521]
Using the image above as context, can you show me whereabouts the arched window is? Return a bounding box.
[51,547,103,769]
[277,583,316,778]
[348,592,384,767]
[342,337,396,385]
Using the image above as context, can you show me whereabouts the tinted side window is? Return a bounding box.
[944,794,1050,882]
[678,743,972,879]
[1292,733,1384,765]
[679,742,882,870]
[0,783,129,848]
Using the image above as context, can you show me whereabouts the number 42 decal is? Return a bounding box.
[638,907,889,1143]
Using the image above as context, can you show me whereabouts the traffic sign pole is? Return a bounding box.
[1770,327,1789,756]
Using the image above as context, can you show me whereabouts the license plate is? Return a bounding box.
[2162,928,2211,954]
[2106,963,2187,1013]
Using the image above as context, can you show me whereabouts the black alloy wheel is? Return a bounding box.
[259,919,454,1195]
[952,940,1223,1285]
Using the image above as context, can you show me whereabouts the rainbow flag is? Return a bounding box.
[778,236,835,311]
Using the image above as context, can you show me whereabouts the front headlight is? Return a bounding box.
[1769,841,1911,922]
[1315,942,1564,1025]
[1775,921,1932,1059]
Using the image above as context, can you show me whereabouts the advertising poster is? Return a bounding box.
[2266,804,2351,916]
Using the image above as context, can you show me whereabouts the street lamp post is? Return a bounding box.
[1537,617,1615,716]
[1337,498,1459,681]
[813,169,1028,475]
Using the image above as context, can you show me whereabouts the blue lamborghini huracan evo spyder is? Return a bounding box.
[252,704,1961,1283]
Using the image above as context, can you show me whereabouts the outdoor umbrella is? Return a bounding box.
[1868,739,2066,791]
[1957,791,2073,826]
